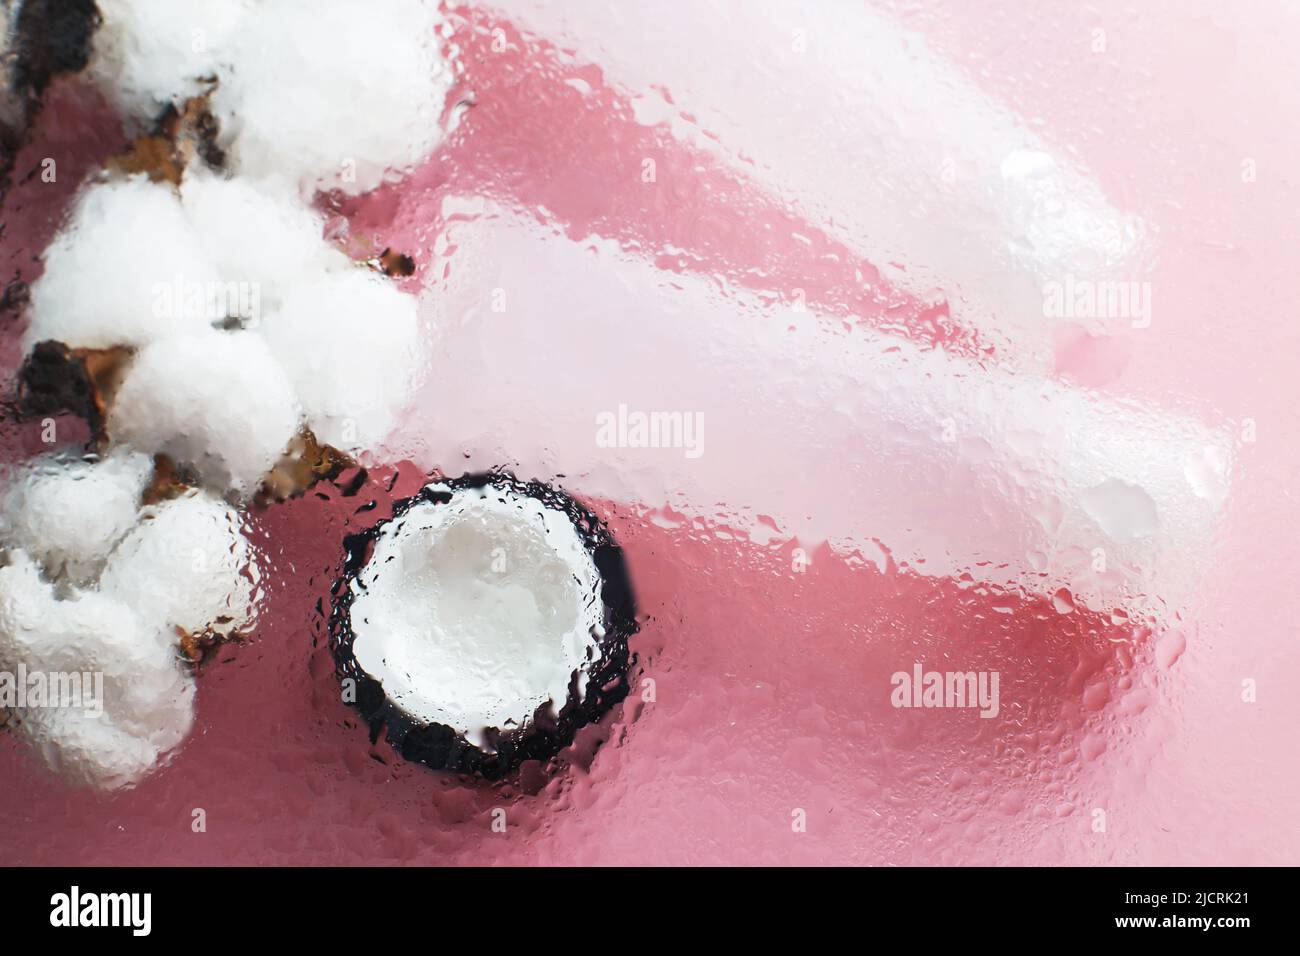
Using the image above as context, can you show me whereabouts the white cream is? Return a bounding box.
[350,483,603,749]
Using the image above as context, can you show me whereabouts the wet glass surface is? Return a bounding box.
[1,1,1297,865]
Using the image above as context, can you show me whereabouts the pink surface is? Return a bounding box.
[1,1,1298,865]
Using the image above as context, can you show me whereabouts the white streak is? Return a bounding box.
[413,201,1228,620]
[487,0,1145,362]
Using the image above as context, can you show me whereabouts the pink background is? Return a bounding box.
[1,0,1297,865]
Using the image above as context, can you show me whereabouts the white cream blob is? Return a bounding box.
[350,484,603,749]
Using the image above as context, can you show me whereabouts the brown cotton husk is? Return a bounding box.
[141,454,194,505]
[377,248,416,277]
[176,623,244,671]
[257,428,363,505]
[110,132,183,185]
[17,347,361,503]
[16,339,133,444]
[108,93,224,186]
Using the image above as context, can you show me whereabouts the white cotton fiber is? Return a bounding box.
[88,0,453,194]
[180,170,349,315]
[0,448,153,585]
[0,550,195,790]
[1,551,151,671]
[108,328,301,495]
[209,0,452,194]
[3,0,441,794]
[25,174,218,350]
[259,268,422,453]
[87,0,251,124]
[18,702,193,792]
[99,489,257,637]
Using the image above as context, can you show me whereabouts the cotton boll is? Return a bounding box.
[0,448,153,585]
[25,174,220,350]
[21,708,165,792]
[0,550,61,664]
[99,489,257,637]
[87,0,250,125]
[0,559,173,683]
[180,170,349,315]
[108,328,301,494]
[0,551,195,790]
[19,651,195,791]
[18,700,193,791]
[259,268,423,453]
[211,0,452,195]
